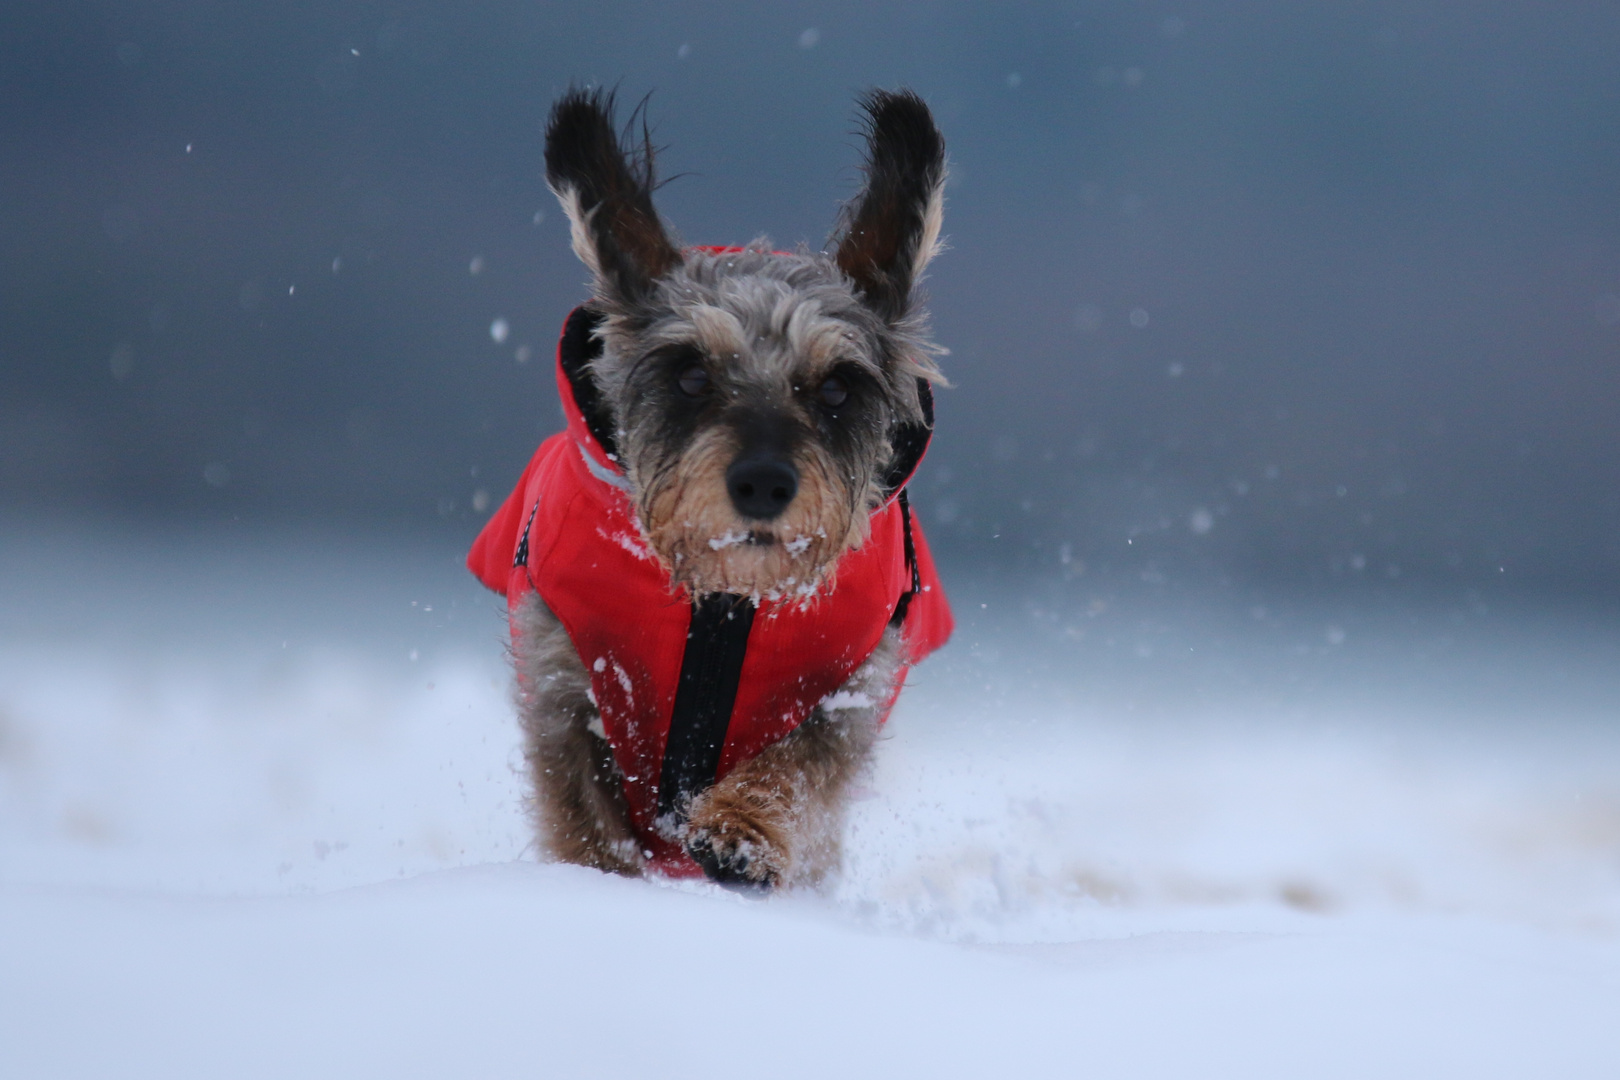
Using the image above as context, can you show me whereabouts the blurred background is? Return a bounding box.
[2,2,1618,929]
[6,0,1619,596]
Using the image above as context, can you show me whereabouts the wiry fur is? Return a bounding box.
[830,89,949,320]
[545,90,680,303]
[515,86,948,890]
[593,242,943,596]
[512,592,643,875]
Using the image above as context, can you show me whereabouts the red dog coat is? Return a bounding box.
[469,306,953,875]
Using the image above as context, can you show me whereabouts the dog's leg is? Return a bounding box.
[512,592,644,875]
[684,626,906,891]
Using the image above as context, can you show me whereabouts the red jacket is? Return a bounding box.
[469,307,952,875]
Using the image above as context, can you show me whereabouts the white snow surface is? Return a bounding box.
[2,522,1619,1077]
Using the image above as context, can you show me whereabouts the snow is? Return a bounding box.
[2,522,1619,1077]
[708,528,750,550]
[595,524,654,561]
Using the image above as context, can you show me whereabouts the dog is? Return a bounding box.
[467,87,953,891]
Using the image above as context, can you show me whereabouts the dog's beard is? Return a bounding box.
[636,428,869,600]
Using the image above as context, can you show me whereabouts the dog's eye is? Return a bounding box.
[677,365,711,397]
[819,374,849,408]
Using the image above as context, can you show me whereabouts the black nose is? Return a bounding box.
[725,457,798,520]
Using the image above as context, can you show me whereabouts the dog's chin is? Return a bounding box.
[655,527,849,601]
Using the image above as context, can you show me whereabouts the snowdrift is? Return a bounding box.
[2,525,1617,1077]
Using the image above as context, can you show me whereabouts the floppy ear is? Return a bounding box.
[831,89,947,322]
[545,88,681,306]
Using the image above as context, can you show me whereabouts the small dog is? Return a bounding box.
[468,87,953,890]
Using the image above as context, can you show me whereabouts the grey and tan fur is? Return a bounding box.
[515,87,947,890]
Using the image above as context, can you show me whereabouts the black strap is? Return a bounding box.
[889,488,922,628]
[655,593,757,821]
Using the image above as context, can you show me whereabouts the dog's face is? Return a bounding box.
[544,90,946,598]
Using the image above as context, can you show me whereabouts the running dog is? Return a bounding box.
[468,87,953,890]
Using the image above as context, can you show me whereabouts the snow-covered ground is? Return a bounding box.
[3,522,1618,1077]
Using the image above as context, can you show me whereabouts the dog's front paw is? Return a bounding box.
[683,781,790,893]
[685,832,776,893]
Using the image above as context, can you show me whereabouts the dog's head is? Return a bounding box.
[545,88,946,599]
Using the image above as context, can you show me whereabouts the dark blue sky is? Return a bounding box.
[4,1,1619,597]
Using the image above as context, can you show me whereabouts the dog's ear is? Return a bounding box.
[831,89,947,322]
[546,88,681,306]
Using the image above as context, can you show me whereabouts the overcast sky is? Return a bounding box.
[4,1,1619,598]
